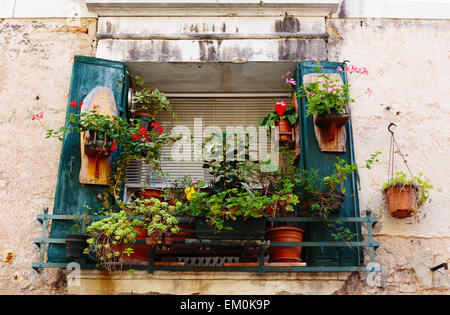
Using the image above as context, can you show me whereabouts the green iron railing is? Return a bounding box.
[32,208,380,275]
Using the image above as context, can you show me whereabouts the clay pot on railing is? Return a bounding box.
[265,226,304,262]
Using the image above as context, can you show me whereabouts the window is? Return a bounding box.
[124,95,290,189]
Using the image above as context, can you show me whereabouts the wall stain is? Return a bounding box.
[275,15,300,33]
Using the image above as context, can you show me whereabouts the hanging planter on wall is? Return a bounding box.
[299,60,371,152]
[383,123,433,219]
[384,183,417,219]
[84,130,113,158]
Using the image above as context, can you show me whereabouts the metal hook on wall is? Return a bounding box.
[387,122,396,135]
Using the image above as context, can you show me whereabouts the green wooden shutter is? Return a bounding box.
[48,56,129,263]
[296,61,363,267]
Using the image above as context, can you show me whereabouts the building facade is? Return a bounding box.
[0,0,449,294]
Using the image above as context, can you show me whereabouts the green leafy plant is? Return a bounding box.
[130,74,175,119]
[46,110,180,208]
[121,198,181,242]
[84,210,137,271]
[382,171,433,209]
[71,212,91,235]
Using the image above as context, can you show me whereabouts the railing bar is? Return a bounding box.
[36,214,377,223]
[31,262,371,272]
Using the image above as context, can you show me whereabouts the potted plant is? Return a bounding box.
[258,101,298,141]
[258,72,298,141]
[122,198,181,246]
[84,210,137,270]
[129,74,175,121]
[47,110,119,158]
[298,60,370,141]
[65,212,90,259]
[382,171,433,218]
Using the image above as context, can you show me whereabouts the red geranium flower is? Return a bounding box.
[151,121,164,135]
[138,126,148,136]
[111,141,118,151]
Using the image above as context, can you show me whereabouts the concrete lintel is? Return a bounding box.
[97,16,327,38]
[86,0,341,17]
[96,38,327,63]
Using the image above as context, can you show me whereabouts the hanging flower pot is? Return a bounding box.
[314,113,350,142]
[384,183,417,219]
[266,226,304,262]
[84,130,112,158]
[134,112,155,134]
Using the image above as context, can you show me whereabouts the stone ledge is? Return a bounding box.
[68,270,352,294]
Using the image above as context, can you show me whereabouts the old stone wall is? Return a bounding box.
[0,15,448,294]
[327,18,450,294]
[0,18,97,294]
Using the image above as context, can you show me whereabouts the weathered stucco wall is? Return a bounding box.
[0,15,449,295]
[327,18,450,294]
[0,18,97,294]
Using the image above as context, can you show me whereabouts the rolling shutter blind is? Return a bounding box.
[125,96,289,188]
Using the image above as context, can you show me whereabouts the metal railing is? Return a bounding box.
[32,208,380,275]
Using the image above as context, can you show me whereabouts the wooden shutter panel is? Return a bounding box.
[48,56,129,263]
[296,61,363,267]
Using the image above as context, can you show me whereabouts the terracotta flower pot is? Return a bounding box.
[276,119,292,141]
[119,226,150,264]
[384,183,417,219]
[136,188,164,201]
[266,226,304,262]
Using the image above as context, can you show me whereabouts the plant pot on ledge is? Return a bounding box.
[265,226,304,262]
[384,183,417,219]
